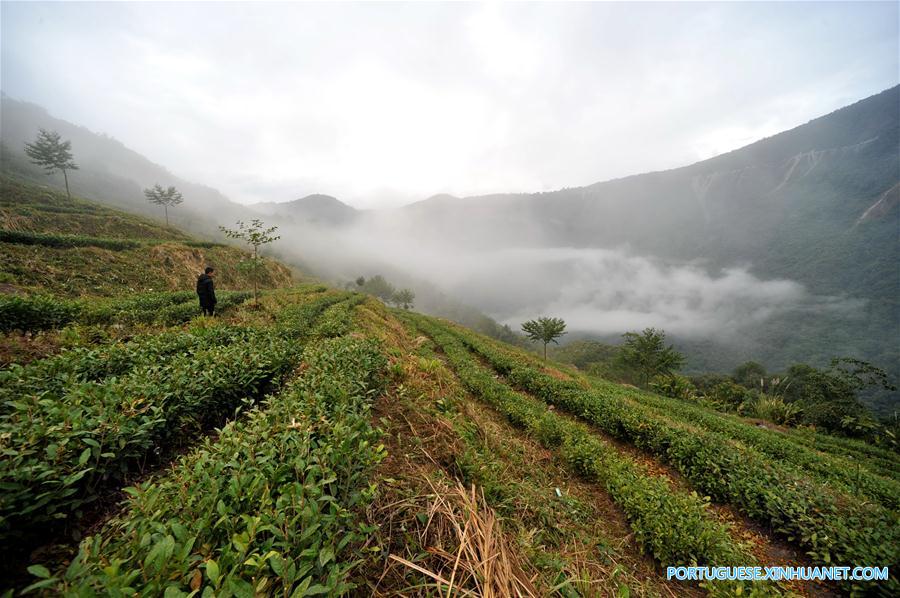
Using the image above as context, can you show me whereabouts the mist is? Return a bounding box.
[264,206,862,349]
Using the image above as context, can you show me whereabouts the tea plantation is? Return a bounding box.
[1,180,897,596]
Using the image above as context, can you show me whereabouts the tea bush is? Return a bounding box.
[52,337,387,596]
[444,322,900,594]
[0,291,353,544]
[0,229,141,250]
[0,294,82,332]
[405,315,754,572]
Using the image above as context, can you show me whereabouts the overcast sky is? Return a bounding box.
[2,1,897,208]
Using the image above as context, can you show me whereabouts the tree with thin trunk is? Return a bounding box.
[618,327,685,387]
[521,316,567,360]
[143,184,184,226]
[218,219,280,304]
[24,129,78,200]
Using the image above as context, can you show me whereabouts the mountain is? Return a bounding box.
[387,87,900,410]
[0,95,252,237]
[399,86,899,271]
[251,194,358,227]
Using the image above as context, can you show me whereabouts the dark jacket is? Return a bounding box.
[197,273,216,307]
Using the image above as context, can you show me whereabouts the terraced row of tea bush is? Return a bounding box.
[480,329,900,482]
[0,325,268,409]
[0,229,226,251]
[440,320,900,594]
[0,290,349,546]
[39,336,388,595]
[781,426,900,478]
[581,374,900,510]
[400,313,769,596]
[0,290,258,333]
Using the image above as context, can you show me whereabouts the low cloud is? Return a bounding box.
[442,247,811,338]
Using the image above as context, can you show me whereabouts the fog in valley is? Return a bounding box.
[260,207,860,347]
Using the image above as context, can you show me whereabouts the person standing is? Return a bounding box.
[197,266,217,316]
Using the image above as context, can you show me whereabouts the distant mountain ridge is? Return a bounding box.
[251,194,358,226]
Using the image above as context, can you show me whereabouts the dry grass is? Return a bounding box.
[377,479,539,598]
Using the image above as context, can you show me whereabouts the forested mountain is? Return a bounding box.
[400,86,898,283]
[389,87,899,407]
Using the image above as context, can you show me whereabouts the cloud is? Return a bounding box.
[2,2,897,207]
[433,247,809,338]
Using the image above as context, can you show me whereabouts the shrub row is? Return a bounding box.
[0,290,254,333]
[445,322,900,595]
[0,294,83,332]
[0,335,294,543]
[405,315,759,581]
[0,229,141,251]
[311,294,368,338]
[0,291,350,545]
[495,330,900,479]
[0,326,264,413]
[587,377,900,510]
[0,229,227,251]
[782,427,900,478]
[46,336,388,596]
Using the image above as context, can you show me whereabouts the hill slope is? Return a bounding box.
[0,95,253,236]
[0,177,294,297]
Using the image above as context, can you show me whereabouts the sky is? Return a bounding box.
[2,1,898,208]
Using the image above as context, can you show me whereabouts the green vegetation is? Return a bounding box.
[437,320,900,594]
[405,315,748,562]
[51,336,387,596]
[143,184,184,227]
[521,316,567,360]
[619,327,685,386]
[0,291,351,545]
[0,177,294,297]
[24,129,78,200]
[219,219,281,304]
[2,170,898,596]
[0,290,256,333]
[0,229,141,250]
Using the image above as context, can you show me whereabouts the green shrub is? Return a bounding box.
[51,337,387,596]
[0,291,354,545]
[752,396,802,426]
[437,318,900,594]
[649,374,698,401]
[0,229,140,250]
[0,294,82,332]
[403,314,753,574]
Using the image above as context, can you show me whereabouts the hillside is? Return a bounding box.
[1,267,897,595]
[0,95,253,237]
[0,177,294,297]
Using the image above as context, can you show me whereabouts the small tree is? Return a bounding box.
[618,327,685,387]
[392,288,415,310]
[360,275,396,303]
[143,184,184,226]
[521,316,567,360]
[24,129,78,200]
[218,219,280,304]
